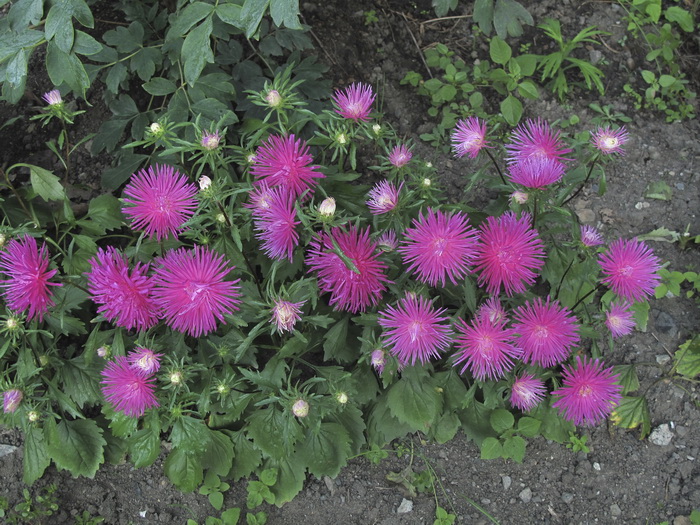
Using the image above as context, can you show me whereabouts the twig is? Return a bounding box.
[420,14,472,26]
[400,13,433,80]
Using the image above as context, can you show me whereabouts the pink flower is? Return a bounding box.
[252,185,300,261]
[377,230,398,252]
[399,208,480,287]
[3,389,23,413]
[101,356,159,417]
[121,164,198,241]
[0,234,62,321]
[598,238,661,302]
[245,182,275,215]
[506,118,572,165]
[306,226,391,313]
[453,316,521,381]
[509,373,546,412]
[152,245,241,337]
[476,297,508,326]
[451,117,490,159]
[552,356,622,426]
[366,180,402,214]
[271,299,304,333]
[250,134,324,199]
[127,347,162,375]
[378,295,452,366]
[371,348,386,374]
[86,247,159,332]
[472,212,546,296]
[333,82,376,122]
[580,225,604,247]
[507,157,565,189]
[201,130,221,150]
[591,126,629,155]
[388,144,412,168]
[605,301,635,338]
[513,297,580,368]
[42,89,62,106]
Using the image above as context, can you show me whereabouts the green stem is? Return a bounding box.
[484,148,506,185]
[562,154,599,206]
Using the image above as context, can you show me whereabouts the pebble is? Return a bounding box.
[656,354,671,365]
[0,444,18,457]
[610,504,622,517]
[397,498,413,514]
[519,487,532,503]
[561,492,574,504]
[501,475,512,491]
[649,424,674,446]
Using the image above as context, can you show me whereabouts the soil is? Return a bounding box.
[1,0,699,524]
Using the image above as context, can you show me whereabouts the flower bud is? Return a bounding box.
[39,355,49,366]
[198,175,212,191]
[372,124,382,136]
[422,178,432,187]
[201,131,221,150]
[28,410,40,422]
[216,383,229,395]
[371,349,386,374]
[292,398,309,418]
[335,132,348,145]
[3,389,23,413]
[42,89,63,106]
[318,197,336,217]
[0,233,6,247]
[6,317,19,331]
[266,89,283,108]
[169,371,183,385]
[510,190,529,204]
[216,213,227,223]
[335,392,349,404]
[97,346,110,358]
[149,122,163,134]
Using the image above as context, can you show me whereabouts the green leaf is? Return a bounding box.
[517,416,541,438]
[81,193,124,234]
[323,317,355,363]
[73,30,102,56]
[269,0,302,30]
[47,419,106,478]
[45,3,74,52]
[247,407,302,459]
[182,16,214,87]
[296,423,351,479]
[222,508,241,525]
[630,301,649,333]
[30,165,65,201]
[473,0,494,35]
[168,1,215,39]
[216,4,244,28]
[480,436,503,459]
[240,0,270,38]
[489,408,515,433]
[387,366,442,431]
[23,426,51,485]
[164,448,204,492]
[8,0,44,31]
[614,364,640,394]
[201,430,235,477]
[432,412,460,444]
[494,0,533,39]
[266,456,306,506]
[143,77,177,96]
[209,492,224,511]
[610,396,651,438]
[658,75,676,88]
[674,337,700,379]
[128,425,161,468]
[171,416,213,455]
[500,94,523,126]
[502,435,526,462]
[432,0,458,17]
[641,70,656,84]
[45,43,90,97]
[664,6,694,32]
[105,407,139,439]
[489,36,511,65]
[60,355,102,407]
[517,79,539,99]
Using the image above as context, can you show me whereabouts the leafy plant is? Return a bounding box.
[0,484,59,525]
[565,432,590,453]
[472,0,534,39]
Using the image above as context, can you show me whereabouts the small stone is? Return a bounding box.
[0,444,18,457]
[656,355,671,365]
[397,498,413,514]
[593,462,601,471]
[519,487,532,503]
[610,504,622,517]
[673,516,692,525]
[649,424,674,446]
[323,476,336,496]
[501,475,512,491]
[562,493,574,504]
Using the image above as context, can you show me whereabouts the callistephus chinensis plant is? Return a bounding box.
[0,67,665,504]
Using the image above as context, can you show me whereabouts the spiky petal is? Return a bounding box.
[333,82,376,122]
[506,118,572,165]
[127,347,163,375]
[605,301,635,338]
[591,126,629,155]
[252,185,300,261]
[451,117,490,159]
[388,144,412,168]
[101,356,159,417]
[3,389,23,413]
[598,238,661,302]
[453,316,521,381]
[580,225,604,247]
[367,180,403,215]
[271,299,304,333]
[507,156,565,189]
[509,373,546,412]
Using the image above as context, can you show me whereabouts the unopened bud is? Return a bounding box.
[149,122,162,134]
[169,371,183,385]
[422,178,431,187]
[28,410,40,422]
[0,233,6,247]
[372,124,381,135]
[510,190,529,204]
[216,213,227,223]
[336,392,348,404]
[201,131,221,150]
[6,317,19,331]
[292,399,309,418]
[198,175,212,191]
[318,197,336,217]
[266,89,283,108]
[336,132,348,145]
[216,384,229,395]
[97,346,110,358]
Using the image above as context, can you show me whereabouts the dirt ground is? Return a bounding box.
[1,0,699,524]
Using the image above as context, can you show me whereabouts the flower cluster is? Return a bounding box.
[101,347,161,417]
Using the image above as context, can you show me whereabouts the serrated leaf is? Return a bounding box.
[269,0,302,30]
[323,317,355,363]
[171,416,213,455]
[630,301,649,333]
[105,406,139,438]
[128,426,161,468]
[490,408,515,433]
[674,337,700,379]
[201,430,235,477]
[494,0,533,39]
[182,16,214,86]
[47,419,106,478]
[247,407,302,459]
[480,436,503,459]
[432,412,460,444]
[30,165,65,201]
[473,0,494,35]
[101,153,148,190]
[610,395,651,438]
[614,364,640,394]
[266,456,305,506]
[502,435,526,462]
[23,426,51,485]
[164,448,203,492]
[387,367,442,431]
[296,423,351,479]
[60,355,102,407]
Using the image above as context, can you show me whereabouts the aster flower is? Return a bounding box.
[510,190,529,204]
[509,373,546,412]
[42,89,62,106]
[451,117,490,159]
[605,301,635,338]
[127,347,162,375]
[512,297,580,368]
[505,118,572,165]
[121,164,198,241]
[399,208,480,287]
[245,182,275,216]
[476,296,508,326]
[250,134,324,199]
[306,226,391,313]
[591,126,629,156]
[86,247,160,332]
[333,82,376,122]
[453,316,521,381]
[0,234,62,321]
[378,295,452,366]
[598,238,661,302]
[198,175,212,191]
[271,298,304,333]
[3,389,23,414]
[388,144,412,168]
[318,197,336,218]
[371,349,386,374]
[252,185,300,261]
[101,356,159,417]
[551,356,622,426]
[507,156,565,189]
[152,245,241,337]
[366,180,403,215]
[377,230,398,252]
[472,212,546,296]
[201,130,221,150]
[291,399,309,418]
[580,225,604,247]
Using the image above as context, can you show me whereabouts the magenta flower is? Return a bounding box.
[580,225,604,247]
[250,134,324,199]
[377,230,398,252]
[509,373,546,412]
[333,82,376,122]
[605,301,635,338]
[506,118,572,165]
[252,185,300,261]
[507,157,565,189]
[201,130,221,150]
[513,297,580,368]
[42,89,62,106]
[101,356,159,417]
[371,348,386,374]
[591,126,629,155]
[472,212,546,296]
[399,208,480,287]
[598,238,661,302]
[306,226,391,313]
[366,180,403,215]
[451,117,490,159]
[271,299,304,333]
[388,144,412,168]
[378,295,452,366]
[245,182,275,216]
[3,389,23,414]
[86,247,160,332]
[552,356,622,426]
[0,234,61,321]
[127,347,162,375]
[121,164,198,241]
[152,245,241,337]
[453,316,521,381]
[476,296,508,326]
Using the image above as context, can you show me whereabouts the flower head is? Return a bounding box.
[266,89,283,107]
[476,297,508,326]
[201,130,221,150]
[271,299,304,333]
[101,356,159,417]
[127,347,162,375]
[252,185,300,261]
[42,89,62,106]
[598,238,661,302]
[198,175,212,191]
[378,295,452,366]
[591,126,629,155]
[86,247,159,332]
[506,118,572,165]
[333,82,376,122]
[371,349,386,374]
[552,356,622,426]
[250,134,324,200]
[507,157,565,189]
[152,245,241,337]
[318,197,336,218]
[580,225,604,247]
[292,399,309,418]
[0,234,62,321]
[509,373,546,412]
[121,165,198,241]
[245,181,275,215]
[388,144,412,168]
[510,190,529,204]
[3,389,23,414]
[451,117,490,159]
[605,301,635,338]
[453,316,521,381]
[513,297,580,368]
[377,230,398,252]
[366,180,403,215]
[399,208,480,287]
[306,226,391,313]
[472,212,546,296]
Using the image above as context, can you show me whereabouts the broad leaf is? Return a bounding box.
[247,406,302,459]
[30,165,65,201]
[480,436,503,459]
[23,426,51,485]
[296,423,351,478]
[164,448,203,492]
[387,366,442,431]
[128,426,161,468]
[674,337,700,379]
[182,16,214,86]
[610,396,651,438]
[47,419,106,478]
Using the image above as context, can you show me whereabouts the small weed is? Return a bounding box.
[565,432,591,453]
[364,10,379,25]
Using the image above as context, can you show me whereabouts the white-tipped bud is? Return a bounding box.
[266,89,283,107]
[198,175,212,191]
[292,399,309,418]
[318,197,336,217]
[336,392,348,404]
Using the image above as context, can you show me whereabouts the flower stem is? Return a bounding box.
[562,154,599,206]
[484,148,507,185]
